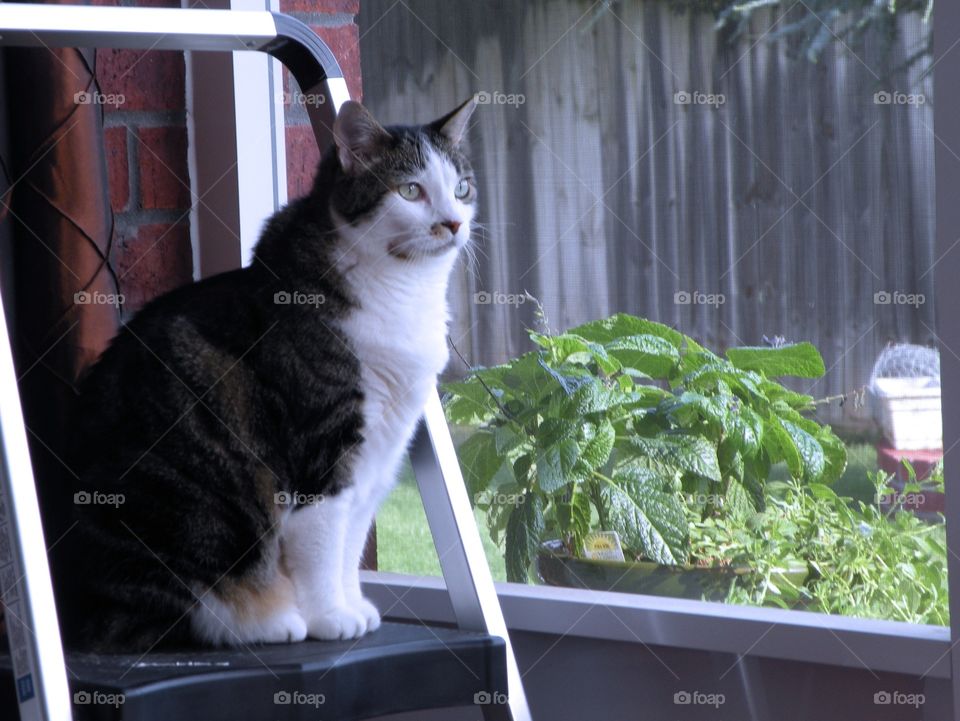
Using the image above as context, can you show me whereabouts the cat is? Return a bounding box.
[58,98,477,651]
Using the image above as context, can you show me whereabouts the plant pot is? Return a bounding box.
[536,540,808,602]
[871,377,942,450]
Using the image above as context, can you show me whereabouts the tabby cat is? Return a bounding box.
[60,98,477,651]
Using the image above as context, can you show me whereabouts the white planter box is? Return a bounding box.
[871,377,942,451]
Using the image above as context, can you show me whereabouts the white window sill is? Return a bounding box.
[362,570,950,679]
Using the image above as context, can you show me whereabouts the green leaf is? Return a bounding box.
[780,419,826,481]
[679,350,722,376]
[728,406,763,458]
[456,431,504,495]
[536,355,594,395]
[475,352,558,404]
[725,476,759,521]
[513,453,533,486]
[505,494,545,582]
[535,420,581,492]
[683,361,766,401]
[726,342,826,379]
[556,486,592,547]
[764,418,802,478]
[718,441,745,483]
[568,314,707,354]
[621,435,722,483]
[494,424,526,455]
[564,378,623,415]
[605,334,680,379]
[443,380,498,425]
[600,469,688,564]
[759,380,815,410]
[817,428,848,485]
[579,419,616,471]
[533,333,622,375]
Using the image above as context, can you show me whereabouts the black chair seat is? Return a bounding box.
[2,621,507,720]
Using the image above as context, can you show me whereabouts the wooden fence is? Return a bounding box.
[357,0,935,430]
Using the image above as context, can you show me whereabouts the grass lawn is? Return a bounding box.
[376,460,507,581]
[375,443,880,581]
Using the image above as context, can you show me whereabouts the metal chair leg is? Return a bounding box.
[0,291,72,721]
[411,391,533,721]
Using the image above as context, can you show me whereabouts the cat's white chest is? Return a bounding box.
[340,264,452,499]
[349,297,449,427]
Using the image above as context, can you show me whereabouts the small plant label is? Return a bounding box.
[583,531,626,562]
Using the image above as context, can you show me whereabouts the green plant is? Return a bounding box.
[690,465,947,624]
[444,313,847,582]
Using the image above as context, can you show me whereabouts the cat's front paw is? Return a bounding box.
[354,596,381,633]
[306,605,369,640]
[258,608,308,644]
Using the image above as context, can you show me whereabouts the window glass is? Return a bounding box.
[364,0,944,625]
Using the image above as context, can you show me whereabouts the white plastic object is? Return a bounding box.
[871,376,942,450]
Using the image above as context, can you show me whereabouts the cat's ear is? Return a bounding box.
[334,101,390,173]
[430,97,477,146]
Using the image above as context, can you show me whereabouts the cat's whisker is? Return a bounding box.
[458,243,481,282]
[466,235,489,261]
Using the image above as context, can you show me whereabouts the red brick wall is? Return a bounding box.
[280,0,363,197]
[94,0,363,310]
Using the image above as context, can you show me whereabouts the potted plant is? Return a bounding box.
[443,313,847,597]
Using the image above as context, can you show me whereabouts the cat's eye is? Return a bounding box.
[454,178,473,200]
[398,182,423,201]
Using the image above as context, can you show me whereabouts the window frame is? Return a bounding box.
[361,0,960,698]
[362,571,952,680]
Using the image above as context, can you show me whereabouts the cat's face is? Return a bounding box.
[330,99,477,263]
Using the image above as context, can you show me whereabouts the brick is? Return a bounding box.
[280,0,358,14]
[103,126,130,213]
[96,48,185,112]
[312,25,363,102]
[114,222,192,312]
[285,125,323,200]
[137,127,190,210]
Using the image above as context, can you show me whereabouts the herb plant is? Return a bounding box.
[691,465,947,624]
[444,313,847,582]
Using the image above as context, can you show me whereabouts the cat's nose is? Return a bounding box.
[440,220,461,235]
